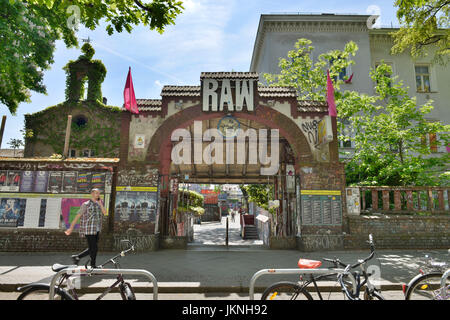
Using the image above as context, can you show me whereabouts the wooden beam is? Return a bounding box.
[0,115,6,149]
[63,115,72,158]
[206,119,213,176]
[242,119,250,176]
[189,125,197,176]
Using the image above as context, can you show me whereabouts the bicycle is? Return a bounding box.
[16,240,136,300]
[260,234,384,300]
[403,254,449,300]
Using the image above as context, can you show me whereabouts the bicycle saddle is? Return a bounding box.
[52,264,70,272]
[298,259,322,269]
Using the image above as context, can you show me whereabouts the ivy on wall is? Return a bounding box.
[63,43,107,102]
[25,101,122,157]
[24,43,123,158]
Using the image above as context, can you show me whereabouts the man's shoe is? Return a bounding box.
[71,255,80,265]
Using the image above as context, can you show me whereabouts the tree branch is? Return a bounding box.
[133,0,153,13]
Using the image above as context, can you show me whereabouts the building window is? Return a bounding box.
[82,149,91,157]
[415,65,431,93]
[339,120,353,148]
[69,149,96,157]
[73,114,88,128]
[421,133,439,153]
[329,58,352,82]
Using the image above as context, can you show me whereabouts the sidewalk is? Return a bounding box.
[1,215,449,294]
[1,245,448,294]
[189,213,263,247]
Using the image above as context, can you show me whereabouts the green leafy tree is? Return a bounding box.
[240,184,273,211]
[392,0,449,64]
[7,138,24,157]
[340,63,450,186]
[263,39,449,186]
[263,38,358,101]
[1,0,184,114]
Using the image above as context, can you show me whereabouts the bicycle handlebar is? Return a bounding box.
[322,258,347,268]
[84,240,135,269]
[323,234,375,270]
[350,234,375,269]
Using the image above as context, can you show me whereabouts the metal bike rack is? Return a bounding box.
[249,268,357,300]
[440,269,450,299]
[48,267,158,300]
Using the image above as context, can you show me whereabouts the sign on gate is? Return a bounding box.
[300,190,342,226]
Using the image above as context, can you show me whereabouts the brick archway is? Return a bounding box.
[146,104,314,176]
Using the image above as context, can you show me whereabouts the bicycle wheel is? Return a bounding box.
[17,286,69,300]
[261,281,313,300]
[405,272,447,300]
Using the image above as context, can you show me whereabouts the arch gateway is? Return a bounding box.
[117,72,347,250]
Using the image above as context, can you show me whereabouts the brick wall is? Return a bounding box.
[344,215,450,249]
[0,224,159,252]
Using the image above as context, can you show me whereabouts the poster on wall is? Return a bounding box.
[62,172,78,193]
[115,191,132,222]
[115,188,158,223]
[33,171,49,193]
[0,198,26,227]
[0,171,7,191]
[20,171,35,192]
[105,173,112,194]
[300,190,342,226]
[76,172,91,193]
[91,173,105,192]
[7,171,21,192]
[47,171,63,193]
[134,134,146,148]
[60,198,89,229]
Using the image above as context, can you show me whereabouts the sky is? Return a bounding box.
[0,0,399,146]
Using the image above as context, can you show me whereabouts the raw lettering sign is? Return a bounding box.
[202,78,255,112]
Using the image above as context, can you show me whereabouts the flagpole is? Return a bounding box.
[326,69,339,162]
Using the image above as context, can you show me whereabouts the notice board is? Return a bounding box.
[301,190,342,226]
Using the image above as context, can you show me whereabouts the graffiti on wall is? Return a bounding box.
[118,167,158,187]
[301,120,319,147]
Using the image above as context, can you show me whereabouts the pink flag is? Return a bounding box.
[327,69,337,117]
[124,67,139,114]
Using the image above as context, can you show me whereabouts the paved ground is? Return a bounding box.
[190,214,263,247]
[0,214,448,300]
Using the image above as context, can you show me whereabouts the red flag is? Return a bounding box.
[326,70,337,117]
[124,67,139,114]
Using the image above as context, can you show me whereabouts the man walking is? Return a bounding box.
[65,188,106,268]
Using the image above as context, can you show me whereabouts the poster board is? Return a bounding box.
[316,115,333,148]
[301,190,342,226]
[115,186,158,223]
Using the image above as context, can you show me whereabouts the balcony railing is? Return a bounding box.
[358,186,450,214]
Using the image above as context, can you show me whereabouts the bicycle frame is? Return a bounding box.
[294,260,378,301]
[338,260,379,300]
[50,241,137,300]
[48,267,158,300]
[249,268,357,300]
[251,234,382,300]
[53,271,128,300]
